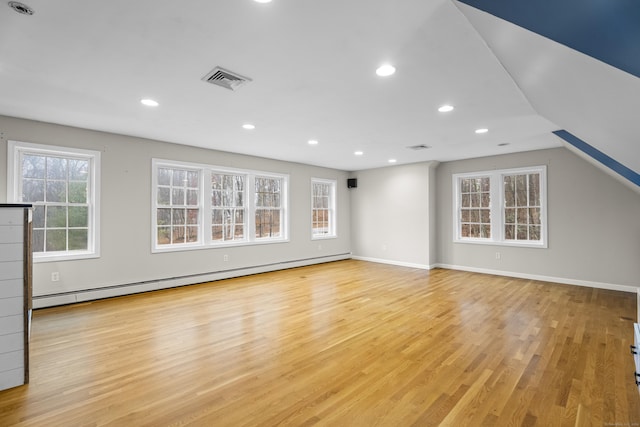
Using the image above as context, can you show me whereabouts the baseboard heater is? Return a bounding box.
[33,253,352,309]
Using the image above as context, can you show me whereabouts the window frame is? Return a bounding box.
[211,171,246,244]
[153,163,203,249]
[452,166,547,248]
[152,159,289,253]
[7,140,101,262]
[310,178,337,239]
[254,175,285,241]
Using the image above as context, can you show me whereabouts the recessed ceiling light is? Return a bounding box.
[388,159,397,163]
[354,151,364,156]
[438,105,454,112]
[475,128,489,134]
[308,140,318,145]
[140,99,159,107]
[242,123,255,130]
[375,64,396,77]
[254,0,272,3]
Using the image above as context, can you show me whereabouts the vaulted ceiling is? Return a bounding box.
[0,0,638,187]
[457,0,640,189]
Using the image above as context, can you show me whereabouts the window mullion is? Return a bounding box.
[492,175,502,242]
[242,173,249,242]
[247,173,256,241]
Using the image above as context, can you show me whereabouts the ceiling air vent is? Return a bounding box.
[8,1,34,15]
[407,144,431,150]
[202,66,252,91]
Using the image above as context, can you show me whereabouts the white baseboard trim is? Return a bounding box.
[351,256,434,270]
[33,253,352,309]
[33,256,638,309]
[435,263,639,294]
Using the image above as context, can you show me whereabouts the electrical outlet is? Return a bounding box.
[51,272,60,282]
[495,252,501,260]
[223,254,229,262]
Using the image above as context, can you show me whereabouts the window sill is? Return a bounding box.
[453,238,547,249]
[34,252,100,263]
[152,238,290,253]
[312,234,337,240]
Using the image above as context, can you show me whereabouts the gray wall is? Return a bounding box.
[3,114,638,302]
[436,147,640,289]
[349,162,437,268]
[1,115,351,299]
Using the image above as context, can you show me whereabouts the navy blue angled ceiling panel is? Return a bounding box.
[457,0,640,78]
[554,130,640,186]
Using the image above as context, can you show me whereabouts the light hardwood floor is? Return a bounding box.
[1,260,639,426]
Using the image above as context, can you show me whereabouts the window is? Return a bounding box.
[211,173,245,242]
[156,166,200,246]
[255,176,283,239]
[453,166,546,247]
[8,141,100,261]
[311,179,336,238]
[503,172,542,242]
[152,159,288,252]
[459,176,491,239]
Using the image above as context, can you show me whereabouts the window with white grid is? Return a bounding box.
[503,172,543,242]
[254,176,283,239]
[453,166,546,247]
[152,159,288,252]
[211,173,245,242]
[8,141,100,262]
[311,179,336,238]
[155,166,201,246]
[459,176,491,239]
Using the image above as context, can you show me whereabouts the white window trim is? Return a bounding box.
[152,159,289,253]
[311,178,337,240]
[151,160,204,250]
[7,140,101,262]
[452,165,547,248]
[210,171,247,245]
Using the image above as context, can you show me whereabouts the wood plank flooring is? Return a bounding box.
[1,260,639,426]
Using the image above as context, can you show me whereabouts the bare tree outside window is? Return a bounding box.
[504,173,541,242]
[211,173,245,242]
[254,176,282,238]
[459,176,491,239]
[21,154,90,253]
[152,159,288,251]
[156,167,200,245]
[454,166,546,247]
[311,179,336,238]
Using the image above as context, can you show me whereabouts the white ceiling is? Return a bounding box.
[0,0,564,171]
